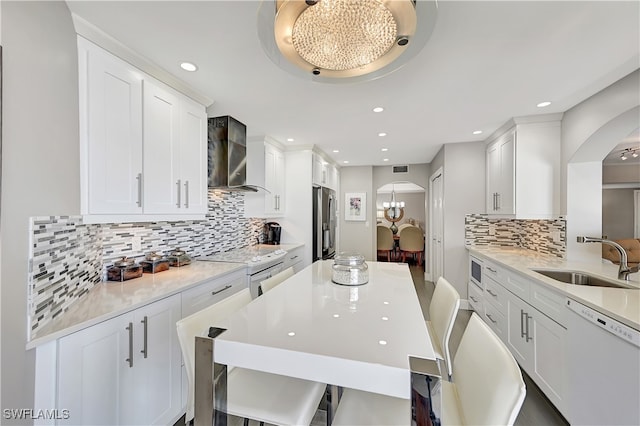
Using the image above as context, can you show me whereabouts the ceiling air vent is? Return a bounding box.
[392,165,409,174]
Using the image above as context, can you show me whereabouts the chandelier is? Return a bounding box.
[383,186,404,234]
[258,0,438,83]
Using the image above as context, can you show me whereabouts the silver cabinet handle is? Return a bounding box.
[486,267,497,273]
[469,295,478,303]
[520,309,526,339]
[486,313,497,324]
[176,179,182,208]
[211,285,232,296]
[136,173,143,207]
[290,255,299,260]
[184,180,189,208]
[125,322,134,368]
[496,193,501,210]
[525,314,533,342]
[274,195,278,211]
[141,316,148,359]
[492,193,496,211]
[487,289,498,297]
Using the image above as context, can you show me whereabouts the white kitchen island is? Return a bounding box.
[196,260,436,424]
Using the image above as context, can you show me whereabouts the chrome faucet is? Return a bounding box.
[577,236,639,280]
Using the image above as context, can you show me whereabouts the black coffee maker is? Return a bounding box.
[264,222,282,245]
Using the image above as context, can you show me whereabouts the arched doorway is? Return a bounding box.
[375,181,426,266]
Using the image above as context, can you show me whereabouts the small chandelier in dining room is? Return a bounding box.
[383,185,405,233]
[258,0,438,83]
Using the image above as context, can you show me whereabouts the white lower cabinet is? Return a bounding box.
[57,294,182,425]
[502,275,567,416]
[469,253,567,418]
[282,246,304,273]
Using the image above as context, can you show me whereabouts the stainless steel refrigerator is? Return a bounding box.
[313,186,336,261]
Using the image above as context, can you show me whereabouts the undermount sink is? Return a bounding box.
[532,269,638,290]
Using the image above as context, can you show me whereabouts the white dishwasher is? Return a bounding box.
[566,298,640,426]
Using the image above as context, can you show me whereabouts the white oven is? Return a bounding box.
[469,254,483,289]
[199,246,288,298]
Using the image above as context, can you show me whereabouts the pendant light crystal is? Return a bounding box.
[291,0,398,71]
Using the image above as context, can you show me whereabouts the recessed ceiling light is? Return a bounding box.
[378,340,388,345]
[343,160,349,164]
[180,62,198,72]
[537,101,552,108]
[287,138,294,142]
[381,148,388,152]
[333,150,340,153]
[378,132,387,137]
[288,332,296,337]
[383,158,389,162]
[473,130,483,135]
[373,107,384,113]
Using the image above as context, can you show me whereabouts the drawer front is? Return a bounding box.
[483,260,503,282]
[181,270,246,317]
[282,248,303,271]
[484,301,507,341]
[530,280,566,326]
[504,270,530,301]
[468,282,484,314]
[484,276,507,314]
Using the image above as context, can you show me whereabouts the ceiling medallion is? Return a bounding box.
[258,0,438,83]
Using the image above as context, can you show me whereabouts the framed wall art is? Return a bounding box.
[345,192,366,221]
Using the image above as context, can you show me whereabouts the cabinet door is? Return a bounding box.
[57,313,135,425]
[506,293,533,366]
[274,148,286,214]
[530,310,566,411]
[179,100,207,214]
[312,154,324,186]
[498,133,515,214]
[132,295,182,426]
[143,80,181,214]
[486,142,500,213]
[83,40,143,215]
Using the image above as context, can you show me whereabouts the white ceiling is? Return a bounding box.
[65,0,640,167]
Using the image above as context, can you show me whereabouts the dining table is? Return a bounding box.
[194,260,439,425]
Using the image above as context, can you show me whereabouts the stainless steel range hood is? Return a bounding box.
[207,116,258,192]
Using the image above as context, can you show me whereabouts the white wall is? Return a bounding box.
[339,166,374,260]
[1,1,80,417]
[603,188,636,240]
[442,142,486,298]
[562,70,639,260]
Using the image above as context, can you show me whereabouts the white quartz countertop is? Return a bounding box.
[212,260,435,399]
[27,261,246,349]
[467,246,640,330]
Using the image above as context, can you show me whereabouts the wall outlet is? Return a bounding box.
[552,231,561,243]
[132,236,142,252]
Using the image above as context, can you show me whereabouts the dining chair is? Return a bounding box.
[176,288,326,425]
[399,226,424,266]
[258,266,294,295]
[427,276,460,379]
[377,225,395,261]
[332,313,526,425]
[397,223,413,234]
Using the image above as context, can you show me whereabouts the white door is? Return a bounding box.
[505,293,534,366]
[264,144,279,214]
[84,40,143,215]
[179,99,207,214]
[498,134,515,214]
[133,295,182,425]
[430,169,444,282]
[143,80,181,214]
[57,312,135,425]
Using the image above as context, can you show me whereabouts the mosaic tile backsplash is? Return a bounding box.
[465,214,566,258]
[28,190,265,336]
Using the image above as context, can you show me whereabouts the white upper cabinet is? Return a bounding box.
[312,153,339,191]
[143,80,207,215]
[485,114,562,218]
[79,37,144,215]
[78,37,207,222]
[245,138,286,217]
